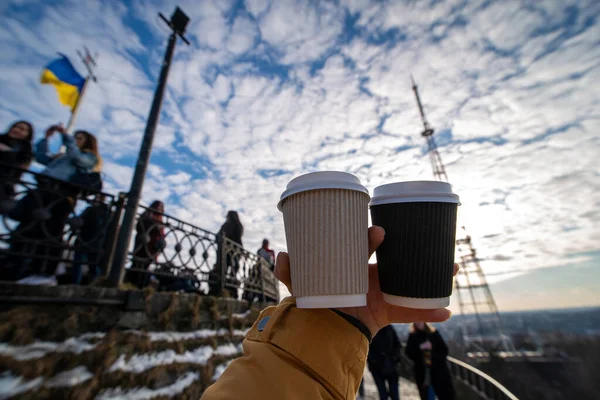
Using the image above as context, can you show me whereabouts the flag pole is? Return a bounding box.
[65,48,98,134]
[65,77,89,133]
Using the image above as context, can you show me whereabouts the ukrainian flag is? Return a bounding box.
[40,54,86,111]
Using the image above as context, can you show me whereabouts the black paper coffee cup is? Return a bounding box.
[370,181,459,309]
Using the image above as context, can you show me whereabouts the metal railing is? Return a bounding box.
[221,237,279,306]
[446,356,519,400]
[0,164,279,303]
[0,165,123,281]
[125,205,219,292]
[397,348,519,400]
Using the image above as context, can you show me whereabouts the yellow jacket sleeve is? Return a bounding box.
[202,297,369,399]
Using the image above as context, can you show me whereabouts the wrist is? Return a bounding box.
[332,307,381,338]
[330,309,372,342]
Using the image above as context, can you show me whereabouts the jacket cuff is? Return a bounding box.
[246,297,368,398]
[330,309,372,342]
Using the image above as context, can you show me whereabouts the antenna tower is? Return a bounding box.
[410,77,516,355]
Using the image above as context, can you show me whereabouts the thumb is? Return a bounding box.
[274,252,292,294]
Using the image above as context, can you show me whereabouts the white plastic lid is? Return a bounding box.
[369,181,459,206]
[278,171,369,211]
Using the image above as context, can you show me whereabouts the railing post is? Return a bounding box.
[105,193,128,287]
[220,233,226,297]
[260,260,266,309]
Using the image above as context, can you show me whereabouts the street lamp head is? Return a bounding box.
[170,7,189,35]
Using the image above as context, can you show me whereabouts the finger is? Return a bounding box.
[274,252,292,293]
[388,307,451,324]
[454,263,459,276]
[368,225,385,258]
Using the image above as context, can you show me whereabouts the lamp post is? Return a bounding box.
[108,7,190,287]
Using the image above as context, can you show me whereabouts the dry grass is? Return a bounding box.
[0,306,104,345]
[1,294,254,399]
[157,293,178,330]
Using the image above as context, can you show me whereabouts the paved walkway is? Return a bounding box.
[360,368,421,400]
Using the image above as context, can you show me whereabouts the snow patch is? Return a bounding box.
[0,332,105,361]
[108,346,214,373]
[44,366,93,388]
[0,367,93,399]
[145,329,228,342]
[108,343,244,374]
[215,343,242,357]
[125,328,249,342]
[95,371,199,400]
[0,372,43,400]
[232,328,250,336]
[231,310,251,320]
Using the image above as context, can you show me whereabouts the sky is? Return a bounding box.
[1,0,599,312]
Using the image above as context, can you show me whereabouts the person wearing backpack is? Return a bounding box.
[7,124,101,284]
[367,324,402,400]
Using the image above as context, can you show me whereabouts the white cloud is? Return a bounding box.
[246,0,270,18]
[259,0,345,64]
[213,74,232,102]
[187,0,229,50]
[227,15,258,55]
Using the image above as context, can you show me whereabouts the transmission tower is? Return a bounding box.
[411,77,515,356]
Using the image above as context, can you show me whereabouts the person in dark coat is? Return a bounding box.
[128,200,166,288]
[210,210,244,296]
[71,194,111,284]
[0,121,34,211]
[367,324,402,400]
[219,210,243,246]
[406,323,455,400]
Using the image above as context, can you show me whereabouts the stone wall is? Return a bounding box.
[0,283,266,399]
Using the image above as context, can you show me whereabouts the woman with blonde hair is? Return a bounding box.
[406,322,455,400]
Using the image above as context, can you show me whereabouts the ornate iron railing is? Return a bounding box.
[0,164,123,282]
[221,237,279,305]
[125,204,219,293]
[0,164,279,304]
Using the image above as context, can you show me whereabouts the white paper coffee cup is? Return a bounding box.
[279,171,370,309]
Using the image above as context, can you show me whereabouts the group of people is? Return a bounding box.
[359,323,455,400]
[0,120,273,291]
[1,124,275,295]
[0,121,103,284]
